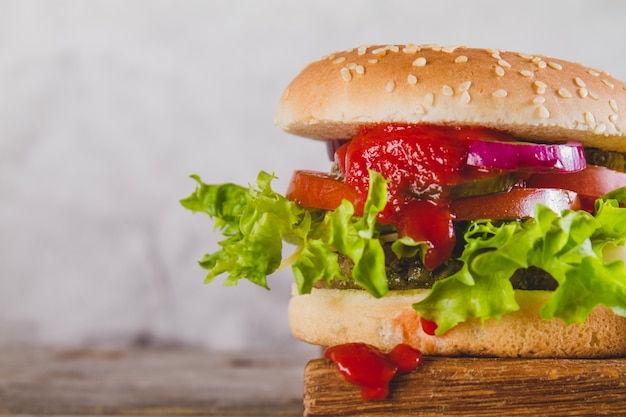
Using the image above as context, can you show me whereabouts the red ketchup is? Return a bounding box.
[336,124,508,270]
[420,317,438,335]
[323,343,423,400]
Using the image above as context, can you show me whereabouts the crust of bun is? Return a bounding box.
[275,45,626,152]
[288,287,626,358]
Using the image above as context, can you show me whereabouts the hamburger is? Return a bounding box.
[182,44,626,400]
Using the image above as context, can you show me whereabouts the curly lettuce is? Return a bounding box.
[413,194,626,334]
[181,171,626,335]
[180,170,389,297]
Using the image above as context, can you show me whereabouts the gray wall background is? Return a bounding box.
[2,0,626,352]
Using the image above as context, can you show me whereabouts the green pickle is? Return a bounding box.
[447,172,519,199]
[585,148,626,172]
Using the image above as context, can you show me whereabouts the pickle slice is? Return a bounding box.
[447,173,519,199]
[585,148,626,172]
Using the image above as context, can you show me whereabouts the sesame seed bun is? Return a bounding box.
[275,44,626,152]
[288,287,626,358]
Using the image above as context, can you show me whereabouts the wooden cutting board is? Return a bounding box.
[304,356,626,416]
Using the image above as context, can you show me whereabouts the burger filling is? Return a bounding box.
[320,242,559,291]
[287,124,589,271]
[294,124,626,295]
[181,123,626,335]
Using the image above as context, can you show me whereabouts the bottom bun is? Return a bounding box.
[288,287,626,357]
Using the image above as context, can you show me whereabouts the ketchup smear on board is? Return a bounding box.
[323,343,423,400]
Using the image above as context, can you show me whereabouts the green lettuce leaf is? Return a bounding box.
[180,170,390,296]
[181,171,307,288]
[414,198,626,335]
[321,170,389,297]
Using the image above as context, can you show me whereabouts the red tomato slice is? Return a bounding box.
[450,188,582,221]
[525,165,626,199]
[286,170,363,212]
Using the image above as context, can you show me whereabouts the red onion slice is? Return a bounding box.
[466,139,586,173]
[326,139,350,161]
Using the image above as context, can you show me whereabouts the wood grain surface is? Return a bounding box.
[0,347,307,416]
[304,356,626,416]
[5,348,626,416]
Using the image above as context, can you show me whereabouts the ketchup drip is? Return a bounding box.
[336,124,507,269]
[420,317,439,336]
[323,343,423,401]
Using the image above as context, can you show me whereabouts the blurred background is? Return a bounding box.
[1,0,626,354]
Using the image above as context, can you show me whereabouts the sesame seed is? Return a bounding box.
[455,55,468,63]
[495,65,505,76]
[595,123,607,134]
[407,74,418,85]
[332,57,347,64]
[577,88,588,98]
[459,81,472,91]
[368,58,379,64]
[413,57,427,67]
[442,45,457,53]
[402,44,420,54]
[610,114,619,123]
[533,96,546,104]
[498,59,511,68]
[532,57,542,64]
[537,106,550,119]
[461,91,471,104]
[548,61,563,70]
[347,63,357,70]
[443,85,454,96]
[372,47,387,56]
[584,111,596,127]
[355,65,365,75]
[357,45,368,55]
[603,79,615,89]
[491,53,501,60]
[589,91,600,100]
[386,80,396,93]
[557,88,572,98]
[574,77,586,88]
[518,52,534,60]
[492,89,508,98]
[520,69,534,78]
[430,45,442,52]
[610,99,619,113]
[387,45,400,53]
[340,67,352,81]
[537,60,547,69]
[588,69,601,77]
[534,81,547,94]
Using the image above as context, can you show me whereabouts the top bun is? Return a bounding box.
[275,44,626,152]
